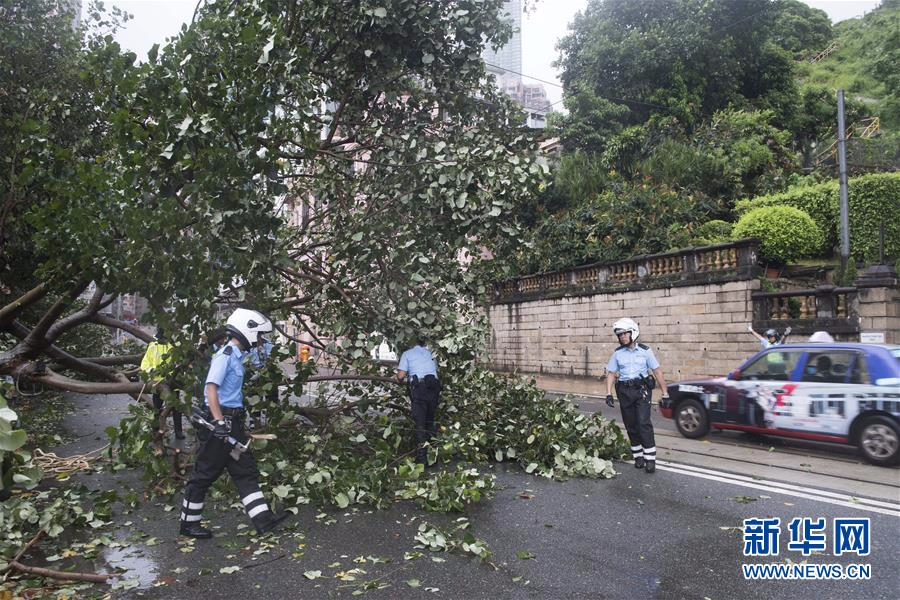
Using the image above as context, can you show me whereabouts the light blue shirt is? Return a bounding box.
[606,344,660,381]
[205,343,245,408]
[248,340,273,369]
[398,345,438,379]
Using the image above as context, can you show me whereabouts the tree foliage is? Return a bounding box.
[767,0,832,58]
[1,0,544,391]
[0,3,629,581]
[518,177,715,273]
[552,0,799,150]
[111,366,625,511]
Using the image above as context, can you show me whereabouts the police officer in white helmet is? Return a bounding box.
[605,318,669,473]
[179,308,288,538]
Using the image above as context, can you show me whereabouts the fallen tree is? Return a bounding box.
[1,0,626,591]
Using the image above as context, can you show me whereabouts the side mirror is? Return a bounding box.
[727,369,740,381]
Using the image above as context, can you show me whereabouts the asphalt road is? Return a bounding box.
[41,393,900,599]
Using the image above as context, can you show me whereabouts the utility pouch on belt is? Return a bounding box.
[643,375,656,391]
[423,374,441,393]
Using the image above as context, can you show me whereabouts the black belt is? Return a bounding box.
[220,407,245,416]
[617,379,647,388]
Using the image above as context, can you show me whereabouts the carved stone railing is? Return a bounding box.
[493,239,759,303]
[751,285,860,337]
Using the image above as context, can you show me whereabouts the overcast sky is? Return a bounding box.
[92,0,882,107]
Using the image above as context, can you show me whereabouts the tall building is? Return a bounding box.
[483,0,522,84]
[482,0,554,128]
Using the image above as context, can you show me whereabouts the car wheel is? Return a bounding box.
[856,416,900,466]
[675,398,709,439]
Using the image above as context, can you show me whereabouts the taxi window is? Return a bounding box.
[741,350,803,381]
[849,354,870,384]
[801,351,855,384]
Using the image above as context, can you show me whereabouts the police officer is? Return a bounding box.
[140,328,183,440]
[748,324,792,349]
[396,338,441,465]
[179,309,288,538]
[605,318,669,474]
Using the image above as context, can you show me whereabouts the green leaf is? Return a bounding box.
[219,566,240,574]
[0,429,27,451]
[422,53,435,65]
[516,550,535,560]
[304,570,323,580]
[335,492,350,508]
[372,7,387,18]
[406,579,421,588]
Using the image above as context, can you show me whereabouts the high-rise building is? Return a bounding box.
[483,0,522,84]
[482,0,554,128]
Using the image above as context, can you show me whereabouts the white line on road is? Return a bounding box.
[656,460,900,518]
[658,460,900,510]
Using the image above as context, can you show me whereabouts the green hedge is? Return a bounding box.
[733,206,823,264]
[734,172,900,262]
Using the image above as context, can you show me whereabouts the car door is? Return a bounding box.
[731,349,804,427]
[786,350,865,435]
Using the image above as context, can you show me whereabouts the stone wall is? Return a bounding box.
[488,279,766,384]
[858,284,900,344]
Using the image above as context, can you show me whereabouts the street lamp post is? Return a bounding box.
[836,89,850,275]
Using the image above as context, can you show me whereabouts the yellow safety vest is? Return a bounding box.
[140,341,172,378]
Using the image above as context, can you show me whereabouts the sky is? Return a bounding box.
[90,0,883,108]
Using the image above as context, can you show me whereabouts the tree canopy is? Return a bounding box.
[552,0,798,148]
[1,0,545,393]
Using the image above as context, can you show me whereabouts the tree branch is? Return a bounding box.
[0,282,48,327]
[45,285,107,342]
[82,354,143,366]
[25,277,90,346]
[88,313,153,342]
[22,366,148,394]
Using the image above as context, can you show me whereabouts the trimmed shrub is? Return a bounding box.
[847,173,900,263]
[694,220,733,245]
[734,172,900,262]
[734,180,838,250]
[733,206,823,264]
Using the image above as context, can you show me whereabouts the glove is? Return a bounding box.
[747,324,753,332]
[605,395,615,408]
[661,395,670,403]
[213,419,229,440]
[784,326,792,336]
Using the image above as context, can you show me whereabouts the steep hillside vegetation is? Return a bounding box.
[797,0,899,129]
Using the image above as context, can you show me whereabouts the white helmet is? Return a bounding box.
[613,317,640,341]
[225,308,272,348]
[808,331,834,343]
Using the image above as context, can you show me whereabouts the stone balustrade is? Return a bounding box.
[493,239,758,303]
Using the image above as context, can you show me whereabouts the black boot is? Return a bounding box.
[174,412,185,439]
[253,511,289,535]
[634,456,646,469]
[645,460,656,474]
[180,522,212,538]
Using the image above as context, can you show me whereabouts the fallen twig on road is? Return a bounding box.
[0,530,110,584]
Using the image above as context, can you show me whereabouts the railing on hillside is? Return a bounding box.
[751,285,860,337]
[808,41,838,63]
[814,116,881,166]
[494,239,759,303]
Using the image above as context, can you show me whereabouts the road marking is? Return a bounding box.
[656,460,900,518]
[659,460,900,510]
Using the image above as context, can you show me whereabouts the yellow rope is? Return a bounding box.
[31,445,109,475]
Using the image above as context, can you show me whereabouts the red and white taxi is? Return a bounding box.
[660,343,900,466]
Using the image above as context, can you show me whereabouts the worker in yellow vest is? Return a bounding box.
[140,329,184,439]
